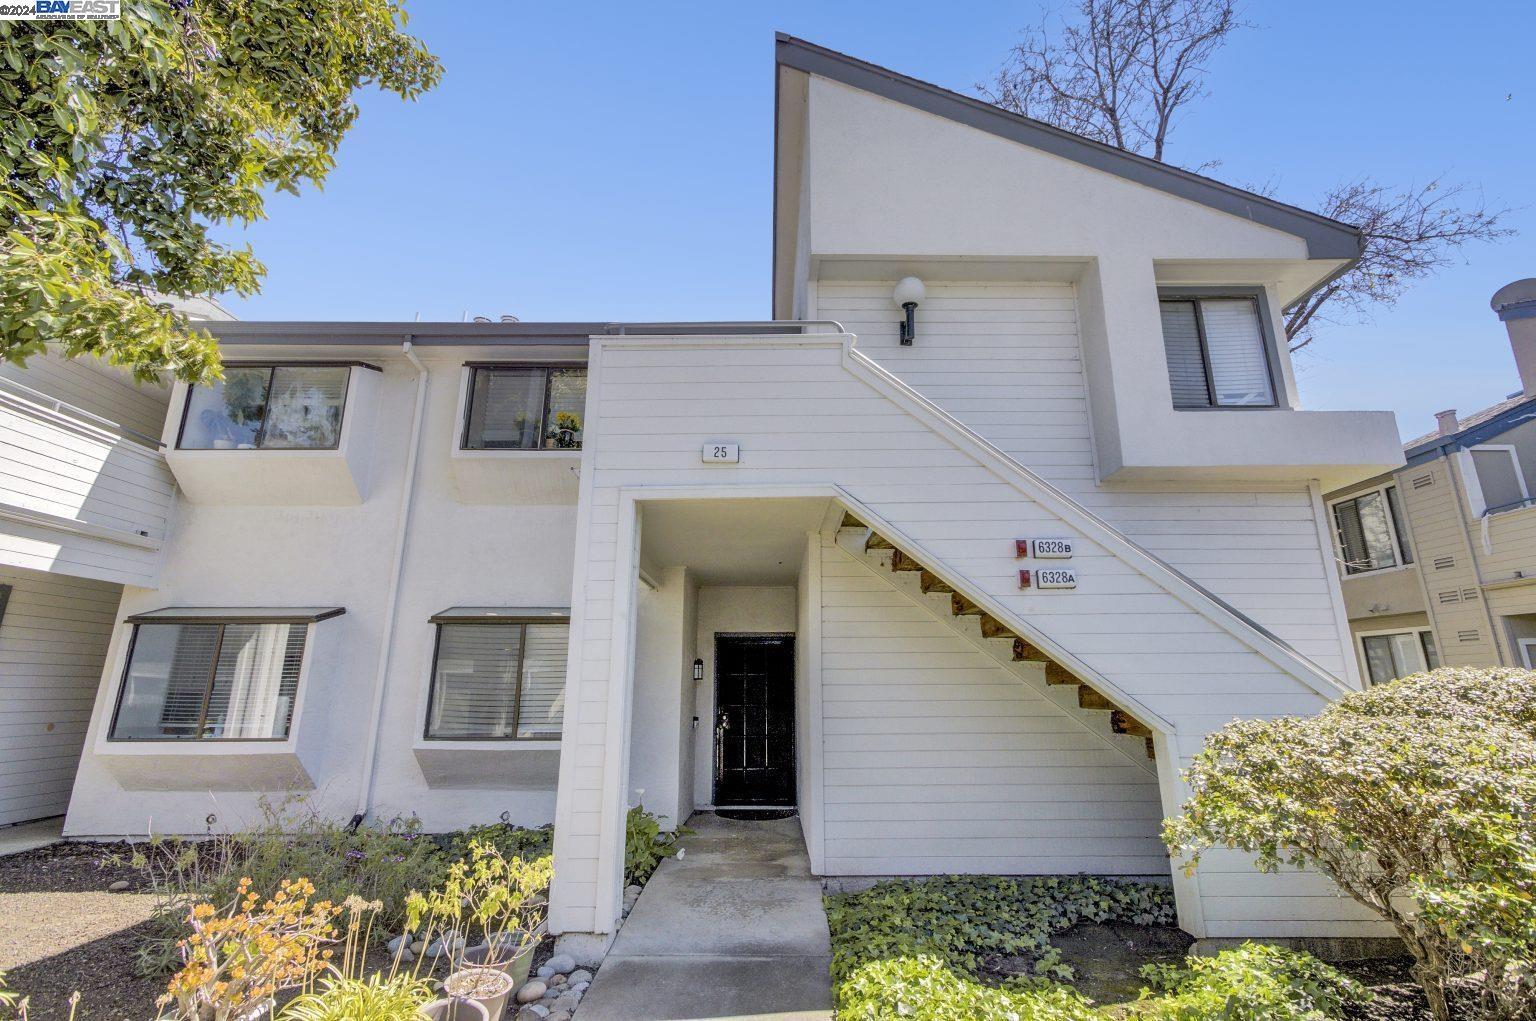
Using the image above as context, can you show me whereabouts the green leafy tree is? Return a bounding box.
[1164,667,1536,1021]
[0,1,441,383]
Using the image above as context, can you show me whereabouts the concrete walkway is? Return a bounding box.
[0,817,64,858]
[575,812,833,1021]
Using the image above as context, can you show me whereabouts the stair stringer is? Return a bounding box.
[829,529,1158,775]
[827,485,1179,737]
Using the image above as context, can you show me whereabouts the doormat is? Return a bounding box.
[713,809,798,822]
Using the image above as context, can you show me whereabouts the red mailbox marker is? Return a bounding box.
[1018,569,1032,589]
[1014,539,1030,558]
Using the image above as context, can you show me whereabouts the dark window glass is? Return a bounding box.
[1385,486,1413,565]
[462,367,586,450]
[1159,297,1275,409]
[179,365,350,450]
[1334,491,1400,575]
[110,622,306,740]
[425,621,568,740]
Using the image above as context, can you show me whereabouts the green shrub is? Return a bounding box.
[826,875,1176,1019]
[1164,667,1536,1021]
[623,805,686,886]
[1130,944,1369,1021]
[441,820,553,864]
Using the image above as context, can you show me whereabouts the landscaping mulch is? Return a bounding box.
[0,839,559,1021]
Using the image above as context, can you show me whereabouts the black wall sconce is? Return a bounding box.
[692,658,704,682]
[893,276,925,345]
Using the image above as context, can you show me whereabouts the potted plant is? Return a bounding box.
[404,842,552,990]
[545,411,582,450]
[439,968,512,1021]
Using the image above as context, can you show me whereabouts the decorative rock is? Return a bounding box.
[108,879,131,892]
[386,934,409,954]
[544,953,576,975]
[548,975,567,987]
[515,1007,549,1021]
[546,1013,571,1021]
[572,982,589,994]
[568,969,592,985]
[515,981,547,1005]
[536,964,554,979]
[550,992,580,1013]
[624,884,642,899]
[410,939,427,955]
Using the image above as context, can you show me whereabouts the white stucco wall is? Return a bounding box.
[65,349,579,837]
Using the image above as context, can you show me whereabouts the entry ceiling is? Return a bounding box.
[640,497,834,584]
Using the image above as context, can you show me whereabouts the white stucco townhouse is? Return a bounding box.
[0,37,1407,959]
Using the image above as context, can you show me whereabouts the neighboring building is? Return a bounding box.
[2,38,1408,956]
[1326,278,1536,683]
[0,293,232,827]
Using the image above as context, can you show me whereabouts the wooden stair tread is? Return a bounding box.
[1044,662,1076,685]
[840,512,865,529]
[1110,710,1151,738]
[950,594,983,616]
[890,550,923,572]
[978,614,1014,640]
[865,533,894,551]
[1012,638,1047,662]
[1077,687,1116,711]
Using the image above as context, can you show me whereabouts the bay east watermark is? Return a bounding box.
[0,0,121,19]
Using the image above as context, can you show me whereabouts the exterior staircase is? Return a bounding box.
[834,511,1158,769]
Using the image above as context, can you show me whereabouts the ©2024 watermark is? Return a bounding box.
[0,0,120,19]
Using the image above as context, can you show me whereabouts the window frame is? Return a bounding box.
[175,362,377,452]
[106,615,324,743]
[1157,288,1284,411]
[1329,483,1414,576]
[458,362,588,452]
[1357,626,1439,686]
[1466,443,1532,517]
[422,613,570,743]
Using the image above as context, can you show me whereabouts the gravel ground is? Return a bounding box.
[0,841,163,1021]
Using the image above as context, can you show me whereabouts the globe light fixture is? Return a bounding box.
[893,276,925,345]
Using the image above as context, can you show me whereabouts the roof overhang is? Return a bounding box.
[772,34,1363,317]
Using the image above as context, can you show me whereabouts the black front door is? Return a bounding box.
[713,634,796,807]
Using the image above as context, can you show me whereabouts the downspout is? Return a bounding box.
[350,339,429,827]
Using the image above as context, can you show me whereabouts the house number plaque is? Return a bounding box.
[1019,567,1078,590]
[702,442,740,463]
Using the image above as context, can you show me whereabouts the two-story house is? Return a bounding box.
[1326,278,1536,682]
[16,38,1406,960]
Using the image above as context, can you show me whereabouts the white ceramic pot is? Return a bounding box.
[442,967,513,1021]
[462,937,535,988]
[418,997,490,1021]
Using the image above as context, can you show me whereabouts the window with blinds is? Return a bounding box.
[179,364,353,449]
[109,622,307,740]
[425,621,569,740]
[1158,297,1276,408]
[1332,485,1412,575]
[461,366,586,450]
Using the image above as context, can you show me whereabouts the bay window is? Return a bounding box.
[1159,295,1277,409]
[1332,485,1412,575]
[424,610,569,740]
[461,365,586,450]
[178,364,356,450]
[108,609,341,741]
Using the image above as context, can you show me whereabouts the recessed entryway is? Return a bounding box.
[713,634,796,809]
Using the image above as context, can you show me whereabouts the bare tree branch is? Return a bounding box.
[1284,178,1513,351]
[980,2,1516,352]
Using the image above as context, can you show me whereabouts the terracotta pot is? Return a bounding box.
[442,967,514,1021]
[462,937,535,988]
[418,997,490,1021]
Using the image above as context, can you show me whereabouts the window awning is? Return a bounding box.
[124,607,346,625]
[429,606,570,624]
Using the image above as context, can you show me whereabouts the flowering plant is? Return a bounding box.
[403,840,551,968]
[159,877,339,1021]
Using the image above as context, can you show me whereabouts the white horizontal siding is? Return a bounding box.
[817,540,1165,875]
[817,282,1351,679]
[0,565,121,825]
[0,350,170,441]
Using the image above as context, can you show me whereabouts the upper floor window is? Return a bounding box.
[107,609,341,740]
[1332,484,1412,575]
[1159,296,1276,409]
[1468,444,1531,516]
[179,364,352,450]
[424,610,568,740]
[462,365,586,450]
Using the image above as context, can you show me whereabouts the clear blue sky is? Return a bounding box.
[218,1,1536,443]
